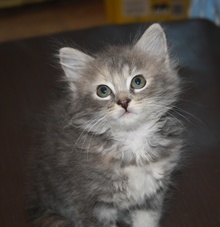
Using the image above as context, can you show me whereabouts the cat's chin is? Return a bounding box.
[117,111,140,128]
[120,111,134,119]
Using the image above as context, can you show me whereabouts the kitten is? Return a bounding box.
[28,24,184,227]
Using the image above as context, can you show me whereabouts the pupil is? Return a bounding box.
[135,78,141,85]
[101,87,107,94]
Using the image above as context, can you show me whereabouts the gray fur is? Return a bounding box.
[28,24,184,227]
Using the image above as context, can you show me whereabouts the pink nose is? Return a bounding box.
[117,99,131,111]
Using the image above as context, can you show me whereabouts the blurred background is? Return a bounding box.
[0,0,219,42]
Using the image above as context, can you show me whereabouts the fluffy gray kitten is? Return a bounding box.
[28,24,184,227]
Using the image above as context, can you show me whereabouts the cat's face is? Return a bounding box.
[60,24,181,133]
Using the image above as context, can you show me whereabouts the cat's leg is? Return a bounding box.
[131,190,164,227]
[131,209,161,227]
[93,205,118,227]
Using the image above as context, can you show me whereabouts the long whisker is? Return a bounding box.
[146,102,188,131]
[172,106,207,127]
[166,111,187,132]
[86,117,110,153]
[80,116,106,149]
[72,117,103,150]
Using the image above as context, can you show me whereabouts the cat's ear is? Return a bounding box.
[135,24,169,62]
[59,47,94,79]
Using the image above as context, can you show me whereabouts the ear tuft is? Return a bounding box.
[59,47,93,79]
[135,23,169,61]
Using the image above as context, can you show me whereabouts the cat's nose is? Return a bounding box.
[117,99,131,111]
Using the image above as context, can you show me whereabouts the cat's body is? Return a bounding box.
[28,24,184,227]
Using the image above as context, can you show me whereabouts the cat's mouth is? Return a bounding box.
[120,110,134,118]
[116,106,139,121]
[123,110,131,115]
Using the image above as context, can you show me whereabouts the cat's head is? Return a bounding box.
[59,24,181,133]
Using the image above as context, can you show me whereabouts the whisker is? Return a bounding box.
[80,116,106,150]
[146,102,188,132]
[86,117,111,154]
[166,111,188,132]
[72,117,102,150]
[172,106,207,127]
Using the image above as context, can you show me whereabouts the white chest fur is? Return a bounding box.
[110,124,177,207]
[112,123,157,164]
[123,164,163,205]
[112,125,161,204]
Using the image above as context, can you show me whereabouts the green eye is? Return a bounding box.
[97,85,112,98]
[131,75,146,89]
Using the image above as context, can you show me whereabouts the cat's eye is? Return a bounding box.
[97,85,112,98]
[131,75,146,89]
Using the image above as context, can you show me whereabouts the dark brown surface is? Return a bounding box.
[0,19,220,227]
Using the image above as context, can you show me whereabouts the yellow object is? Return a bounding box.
[105,0,190,23]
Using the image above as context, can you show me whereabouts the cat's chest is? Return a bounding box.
[112,125,155,163]
[121,164,163,206]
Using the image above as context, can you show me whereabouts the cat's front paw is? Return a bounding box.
[132,210,160,227]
